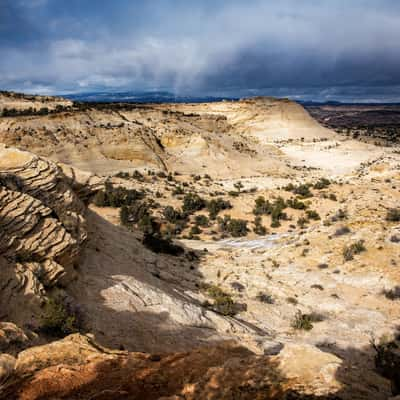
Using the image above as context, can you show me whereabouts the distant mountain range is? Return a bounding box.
[63,91,400,106]
[64,90,238,103]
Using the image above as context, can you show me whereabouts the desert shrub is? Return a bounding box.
[334,226,351,236]
[142,234,184,256]
[390,235,400,243]
[386,208,400,222]
[297,217,309,228]
[163,206,186,224]
[132,170,144,181]
[291,311,314,330]
[291,311,325,331]
[284,183,313,198]
[115,171,130,179]
[120,202,151,226]
[331,208,348,222]
[253,196,287,227]
[203,285,238,316]
[311,284,324,290]
[157,171,167,178]
[172,186,185,196]
[195,214,209,227]
[138,214,159,235]
[373,336,400,393]
[40,296,79,337]
[313,178,331,190]
[218,215,248,237]
[228,190,239,197]
[329,193,337,201]
[182,193,206,214]
[193,175,202,182]
[343,240,366,261]
[230,282,245,292]
[253,196,271,215]
[287,297,298,305]
[167,173,174,181]
[233,181,244,192]
[256,291,274,304]
[253,216,267,235]
[306,210,321,220]
[206,198,232,219]
[382,286,400,300]
[93,182,144,207]
[190,225,202,235]
[286,197,307,210]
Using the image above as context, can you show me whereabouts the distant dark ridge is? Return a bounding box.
[302,100,400,106]
[64,90,239,104]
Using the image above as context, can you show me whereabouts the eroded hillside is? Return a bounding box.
[1,93,400,399]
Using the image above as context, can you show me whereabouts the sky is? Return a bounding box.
[1,0,400,102]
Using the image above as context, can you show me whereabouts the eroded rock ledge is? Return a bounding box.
[0,145,100,327]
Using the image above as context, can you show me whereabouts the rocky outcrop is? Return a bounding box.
[0,333,391,400]
[0,145,98,327]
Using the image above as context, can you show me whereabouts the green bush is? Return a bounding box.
[218,215,248,237]
[40,297,79,337]
[182,193,206,214]
[92,182,144,207]
[286,197,308,210]
[163,206,186,224]
[203,285,238,316]
[306,209,321,220]
[142,234,184,256]
[313,178,331,190]
[284,183,313,198]
[120,202,151,226]
[195,214,209,227]
[253,196,287,227]
[255,292,274,304]
[386,208,400,222]
[297,217,309,228]
[343,240,366,261]
[253,196,271,215]
[291,311,324,331]
[253,216,267,235]
[206,198,232,219]
[190,225,202,235]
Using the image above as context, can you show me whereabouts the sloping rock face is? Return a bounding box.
[0,145,98,328]
[0,333,390,400]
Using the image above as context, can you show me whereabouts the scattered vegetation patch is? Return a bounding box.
[284,183,313,198]
[253,196,287,227]
[342,240,366,261]
[182,193,206,214]
[202,285,240,316]
[142,234,184,256]
[218,215,249,237]
[206,198,232,220]
[313,178,331,190]
[291,311,325,331]
[386,208,400,222]
[382,286,400,300]
[256,291,275,304]
[253,216,267,235]
[306,209,321,220]
[40,296,80,337]
[286,197,308,210]
[92,182,144,207]
[334,226,351,236]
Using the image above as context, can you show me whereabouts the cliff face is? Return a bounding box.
[0,145,100,328]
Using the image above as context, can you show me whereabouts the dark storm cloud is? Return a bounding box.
[1,0,400,101]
